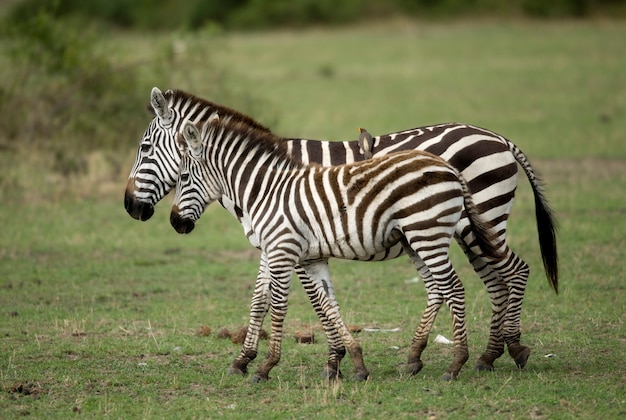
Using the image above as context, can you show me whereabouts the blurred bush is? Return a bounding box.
[0,5,151,156]
[0,2,275,200]
[0,11,159,196]
[5,0,626,32]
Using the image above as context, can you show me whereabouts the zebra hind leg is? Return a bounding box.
[492,249,532,369]
[300,261,369,381]
[406,264,443,376]
[402,246,470,380]
[456,238,531,371]
[456,243,507,371]
[440,273,470,381]
[412,241,469,380]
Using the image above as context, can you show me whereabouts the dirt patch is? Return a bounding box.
[6,381,43,398]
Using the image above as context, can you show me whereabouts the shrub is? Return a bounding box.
[6,0,625,32]
[0,5,157,188]
[0,3,273,186]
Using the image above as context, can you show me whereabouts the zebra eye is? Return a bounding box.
[180,172,190,183]
[140,142,152,154]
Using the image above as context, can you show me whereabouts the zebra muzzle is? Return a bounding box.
[124,190,155,221]
[170,209,195,234]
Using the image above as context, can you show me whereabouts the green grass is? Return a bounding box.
[1,20,625,418]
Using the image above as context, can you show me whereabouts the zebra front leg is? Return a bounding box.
[251,256,296,383]
[295,265,347,380]
[229,255,272,377]
[301,261,369,381]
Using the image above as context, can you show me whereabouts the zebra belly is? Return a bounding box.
[306,228,404,262]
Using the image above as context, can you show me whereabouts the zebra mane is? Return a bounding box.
[146,89,272,134]
[203,118,303,170]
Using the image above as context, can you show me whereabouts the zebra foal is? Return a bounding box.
[169,115,505,382]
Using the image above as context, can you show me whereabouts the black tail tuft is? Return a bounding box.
[533,186,559,294]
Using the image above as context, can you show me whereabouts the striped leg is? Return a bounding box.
[455,242,508,371]
[229,252,272,377]
[489,249,531,368]
[300,261,370,381]
[406,263,443,376]
[404,242,469,380]
[440,271,469,381]
[295,265,349,380]
[250,251,298,383]
[459,242,532,369]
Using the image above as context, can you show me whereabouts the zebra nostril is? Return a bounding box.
[139,203,155,221]
[124,194,132,212]
[170,211,195,234]
[183,219,195,233]
[124,192,155,221]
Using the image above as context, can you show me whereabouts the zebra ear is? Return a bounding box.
[182,121,202,157]
[150,87,174,125]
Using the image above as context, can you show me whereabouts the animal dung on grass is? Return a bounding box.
[217,328,232,339]
[347,325,363,333]
[294,328,315,344]
[230,327,248,344]
[197,325,212,337]
[216,327,269,344]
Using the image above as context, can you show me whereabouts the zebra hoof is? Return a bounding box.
[407,361,424,375]
[228,366,247,376]
[513,347,531,369]
[322,368,343,380]
[507,344,531,369]
[441,371,458,381]
[354,370,369,382]
[474,358,495,372]
[250,374,268,383]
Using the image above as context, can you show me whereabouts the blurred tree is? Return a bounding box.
[5,0,624,32]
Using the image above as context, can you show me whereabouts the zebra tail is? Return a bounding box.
[506,141,559,295]
[458,176,505,262]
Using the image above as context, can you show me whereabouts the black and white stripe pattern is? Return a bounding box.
[124,88,558,375]
[170,116,505,381]
[124,89,271,221]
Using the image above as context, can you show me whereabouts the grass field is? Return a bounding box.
[1,20,625,418]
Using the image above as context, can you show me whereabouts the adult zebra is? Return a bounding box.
[171,115,505,381]
[124,87,558,377]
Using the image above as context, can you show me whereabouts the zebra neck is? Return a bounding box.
[208,128,303,214]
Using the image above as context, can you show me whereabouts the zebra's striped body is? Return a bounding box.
[124,88,558,376]
[171,117,505,381]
